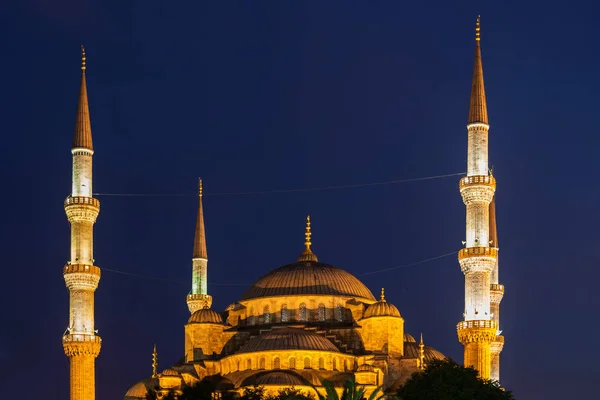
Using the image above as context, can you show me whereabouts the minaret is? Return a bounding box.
[186,179,212,313]
[62,46,102,400]
[489,196,505,381]
[456,16,498,380]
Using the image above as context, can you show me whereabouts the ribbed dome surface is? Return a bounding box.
[255,371,308,386]
[124,378,157,399]
[363,300,401,318]
[238,328,339,353]
[161,368,180,377]
[241,261,375,300]
[188,308,223,324]
[404,342,446,362]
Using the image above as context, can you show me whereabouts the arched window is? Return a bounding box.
[344,359,350,371]
[246,359,252,370]
[318,358,324,369]
[299,303,307,321]
[289,357,296,369]
[273,357,280,369]
[304,357,311,369]
[333,358,338,371]
[335,305,343,322]
[281,304,289,322]
[259,357,265,369]
[263,305,271,324]
[236,360,240,371]
[318,304,326,321]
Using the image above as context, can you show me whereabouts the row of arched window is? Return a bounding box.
[250,303,345,325]
[231,356,348,372]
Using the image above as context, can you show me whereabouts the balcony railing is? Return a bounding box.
[490,283,505,292]
[64,196,100,208]
[63,333,102,343]
[457,320,497,331]
[458,247,498,260]
[459,175,496,190]
[63,264,101,277]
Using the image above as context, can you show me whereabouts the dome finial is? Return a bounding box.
[297,215,318,262]
[198,177,203,197]
[81,45,86,71]
[380,288,386,302]
[475,15,481,42]
[152,344,158,378]
[418,334,426,370]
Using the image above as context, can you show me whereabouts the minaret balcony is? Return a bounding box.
[458,247,497,274]
[63,333,102,344]
[63,333,102,357]
[64,264,101,277]
[459,175,496,204]
[63,264,101,290]
[65,196,100,208]
[65,196,100,223]
[490,284,504,303]
[457,319,496,330]
[457,320,497,344]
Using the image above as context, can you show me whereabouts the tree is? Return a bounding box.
[397,359,515,400]
[316,378,384,400]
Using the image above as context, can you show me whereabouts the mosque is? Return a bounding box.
[60,17,504,400]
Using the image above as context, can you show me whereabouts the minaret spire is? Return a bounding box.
[152,344,158,378]
[468,15,488,125]
[297,215,318,262]
[418,334,426,370]
[63,47,102,400]
[187,178,212,313]
[73,45,94,151]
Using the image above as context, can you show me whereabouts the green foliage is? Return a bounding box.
[241,385,314,400]
[397,359,515,400]
[316,378,384,400]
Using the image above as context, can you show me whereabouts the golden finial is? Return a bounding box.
[418,334,425,370]
[380,288,386,302]
[304,215,312,249]
[81,45,86,71]
[475,15,481,42]
[199,178,203,197]
[152,344,158,378]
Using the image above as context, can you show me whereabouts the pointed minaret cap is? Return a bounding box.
[73,46,94,150]
[380,288,386,302]
[297,216,318,262]
[193,178,208,259]
[468,15,489,125]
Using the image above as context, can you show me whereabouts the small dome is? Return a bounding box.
[254,371,308,386]
[188,308,223,324]
[404,333,416,343]
[363,300,401,318]
[403,342,446,363]
[238,328,339,353]
[160,368,180,377]
[124,378,157,399]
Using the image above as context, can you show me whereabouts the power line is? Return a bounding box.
[93,171,464,198]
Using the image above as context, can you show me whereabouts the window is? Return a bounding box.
[281,304,289,322]
[289,357,296,369]
[299,303,307,321]
[318,304,326,321]
[259,357,265,369]
[246,359,252,370]
[264,305,271,324]
[318,358,324,369]
[335,305,343,322]
[273,357,280,369]
[304,357,311,369]
[236,360,240,371]
[333,358,338,371]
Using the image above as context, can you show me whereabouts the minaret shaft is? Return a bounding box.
[63,47,101,400]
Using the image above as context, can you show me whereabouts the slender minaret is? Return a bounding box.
[456,16,498,380]
[62,46,102,400]
[489,196,505,381]
[186,179,212,313]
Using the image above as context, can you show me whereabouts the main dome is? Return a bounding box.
[237,328,340,353]
[240,261,375,301]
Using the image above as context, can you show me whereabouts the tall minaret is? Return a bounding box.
[489,196,505,381]
[62,46,102,400]
[456,16,498,380]
[186,179,212,313]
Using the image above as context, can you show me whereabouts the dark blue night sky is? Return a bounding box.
[1,1,597,399]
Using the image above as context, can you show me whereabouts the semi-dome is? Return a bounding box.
[363,289,401,318]
[160,368,180,377]
[188,308,223,324]
[237,328,340,353]
[241,261,375,301]
[404,342,446,362]
[124,378,157,399]
[254,371,308,386]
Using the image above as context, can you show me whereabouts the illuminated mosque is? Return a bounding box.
[60,17,504,400]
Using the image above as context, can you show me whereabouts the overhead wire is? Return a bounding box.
[93,171,464,197]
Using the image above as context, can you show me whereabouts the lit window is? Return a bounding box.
[289,357,296,369]
[246,359,252,370]
[318,304,326,321]
[335,305,343,322]
[304,357,311,369]
[259,358,265,369]
[281,305,289,322]
[318,358,324,369]
[333,358,338,371]
[299,303,307,321]
[264,305,271,324]
[273,357,280,369]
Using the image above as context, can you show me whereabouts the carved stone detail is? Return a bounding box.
[187,294,213,313]
[64,271,101,291]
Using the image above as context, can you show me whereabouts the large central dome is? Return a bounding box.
[241,261,375,301]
